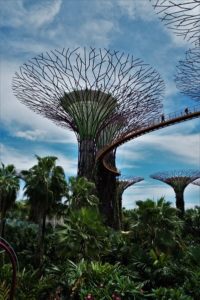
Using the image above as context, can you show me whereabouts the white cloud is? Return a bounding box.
[117,0,156,21]
[0,0,62,29]
[14,129,46,141]
[77,19,117,47]
[0,143,77,176]
[0,60,76,144]
[140,133,200,165]
[117,144,146,161]
[29,0,62,29]
[120,132,200,166]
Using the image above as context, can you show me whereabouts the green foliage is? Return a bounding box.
[0,281,10,300]
[21,155,67,222]
[151,287,193,300]
[21,155,68,265]
[0,263,12,286]
[184,206,200,243]
[4,219,38,267]
[66,259,144,299]
[15,267,58,300]
[57,207,108,260]
[0,163,20,237]
[1,193,200,300]
[129,198,183,254]
[66,176,98,209]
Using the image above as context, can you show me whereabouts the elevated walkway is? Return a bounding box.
[96,105,200,175]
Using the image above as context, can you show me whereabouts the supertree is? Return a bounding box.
[116,177,144,225]
[13,48,164,182]
[13,48,164,228]
[151,169,200,216]
[149,0,200,45]
[175,45,200,102]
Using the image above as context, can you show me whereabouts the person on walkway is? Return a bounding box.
[161,114,165,122]
[185,107,189,114]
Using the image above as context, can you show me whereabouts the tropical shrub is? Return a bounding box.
[150,287,193,300]
[128,198,184,254]
[0,281,10,300]
[57,207,109,261]
[0,163,20,237]
[65,259,145,300]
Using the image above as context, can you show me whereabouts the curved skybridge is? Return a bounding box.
[96,104,200,175]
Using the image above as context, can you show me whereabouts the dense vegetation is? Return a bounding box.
[0,160,200,299]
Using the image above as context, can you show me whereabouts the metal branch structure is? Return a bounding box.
[192,178,200,186]
[151,169,200,216]
[117,177,144,225]
[149,0,200,45]
[13,47,164,183]
[175,45,200,102]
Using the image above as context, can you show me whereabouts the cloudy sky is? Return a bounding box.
[0,0,199,209]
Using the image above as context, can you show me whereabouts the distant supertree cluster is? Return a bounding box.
[117,177,144,196]
[175,45,200,102]
[151,169,200,216]
[149,0,200,45]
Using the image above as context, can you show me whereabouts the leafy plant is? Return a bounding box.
[0,163,20,237]
[66,259,144,300]
[66,176,98,209]
[129,198,183,254]
[0,281,10,300]
[57,207,108,260]
[151,287,193,300]
[21,155,68,264]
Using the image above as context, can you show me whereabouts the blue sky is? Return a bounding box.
[0,0,199,209]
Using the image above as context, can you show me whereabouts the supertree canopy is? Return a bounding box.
[149,0,200,45]
[117,177,144,225]
[151,169,200,216]
[175,45,200,102]
[13,47,164,181]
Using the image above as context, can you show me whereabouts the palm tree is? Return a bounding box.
[130,198,183,254]
[21,156,68,261]
[66,176,98,209]
[0,163,20,237]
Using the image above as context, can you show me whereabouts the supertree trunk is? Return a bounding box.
[78,139,96,180]
[151,170,200,217]
[96,152,120,229]
[116,177,144,226]
[118,192,123,225]
[174,188,185,217]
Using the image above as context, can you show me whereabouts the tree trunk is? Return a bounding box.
[78,139,96,181]
[174,189,185,218]
[118,192,123,226]
[0,211,6,238]
[95,152,120,230]
[36,213,46,266]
